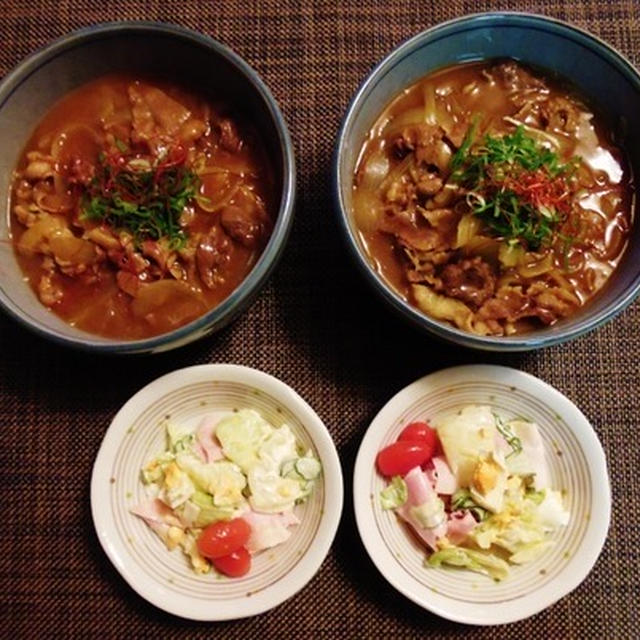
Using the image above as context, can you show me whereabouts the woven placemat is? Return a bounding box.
[1,1,639,637]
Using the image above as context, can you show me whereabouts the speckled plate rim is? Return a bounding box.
[353,364,611,625]
[90,364,343,620]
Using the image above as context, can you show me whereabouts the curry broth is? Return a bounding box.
[354,60,632,335]
[10,74,276,339]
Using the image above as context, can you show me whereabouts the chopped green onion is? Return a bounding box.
[449,124,580,251]
[81,149,198,249]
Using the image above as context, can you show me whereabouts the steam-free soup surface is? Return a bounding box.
[353,61,632,335]
[10,74,275,339]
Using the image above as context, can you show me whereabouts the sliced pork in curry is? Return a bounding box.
[353,60,632,336]
[10,74,275,339]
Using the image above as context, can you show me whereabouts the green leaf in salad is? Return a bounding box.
[189,490,238,527]
[493,413,523,458]
[509,540,554,565]
[166,421,195,453]
[176,452,247,507]
[469,487,568,555]
[215,409,273,473]
[451,488,490,522]
[525,487,546,505]
[380,475,408,510]
[427,545,510,581]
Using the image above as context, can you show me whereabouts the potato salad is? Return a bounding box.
[131,409,321,577]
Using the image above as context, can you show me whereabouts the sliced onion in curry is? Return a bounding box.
[131,280,207,327]
[9,73,276,340]
[197,171,242,212]
[352,60,633,336]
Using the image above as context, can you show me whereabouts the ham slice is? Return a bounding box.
[397,506,447,551]
[196,415,224,463]
[130,498,182,528]
[130,498,187,550]
[192,440,207,463]
[500,419,550,489]
[495,432,512,457]
[243,510,300,554]
[427,456,458,494]
[446,510,477,545]
[403,465,436,504]
[396,466,447,550]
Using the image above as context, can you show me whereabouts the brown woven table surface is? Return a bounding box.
[1,1,639,637]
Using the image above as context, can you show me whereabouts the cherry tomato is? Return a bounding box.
[397,421,439,458]
[212,546,251,577]
[197,518,251,560]
[398,421,435,443]
[376,441,435,477]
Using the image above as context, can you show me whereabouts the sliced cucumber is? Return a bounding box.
[280,459,298,478]
[295,457,321,480]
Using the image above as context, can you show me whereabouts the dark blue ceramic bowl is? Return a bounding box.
[0,22,295,354]
[334,13,640,351]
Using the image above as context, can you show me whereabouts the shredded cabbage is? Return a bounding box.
[379,404,570,581]
[380,476,408,510]
[427,545,510,581]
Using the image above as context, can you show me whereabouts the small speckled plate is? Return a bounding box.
[353,364,610,625]
[91,364,343,620]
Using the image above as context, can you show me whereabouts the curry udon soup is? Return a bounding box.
[353,61,632,336]
[10,74,276,339]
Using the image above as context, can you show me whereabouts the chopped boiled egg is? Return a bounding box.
[469,452,508,513]
[160,461,195,508]
[166,525,185,550]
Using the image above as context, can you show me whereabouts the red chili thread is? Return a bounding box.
[501,169,572,215]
